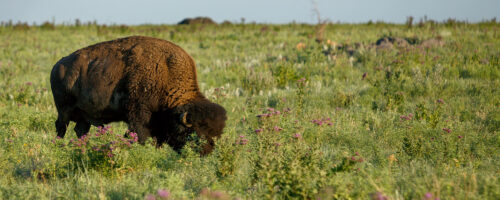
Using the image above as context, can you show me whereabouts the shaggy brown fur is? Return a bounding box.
[50,36,227,155]
[178,17,216,25]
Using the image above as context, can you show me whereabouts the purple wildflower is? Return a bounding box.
[254,129,263,134]
[362,72,367,80]
[273,126,283,132]
[458,135,463,139]
[437,99,444,104]
[442,128,451,133]
[293,133,302,139]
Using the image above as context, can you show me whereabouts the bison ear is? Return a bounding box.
[180,112,192,127]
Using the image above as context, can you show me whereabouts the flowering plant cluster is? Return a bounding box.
[52,126,139,171]
[311,117,333,126]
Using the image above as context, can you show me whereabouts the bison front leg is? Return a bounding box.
[74,120,91,138]
[127,106,153,144]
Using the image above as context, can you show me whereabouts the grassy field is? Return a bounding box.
[0,21,499,199]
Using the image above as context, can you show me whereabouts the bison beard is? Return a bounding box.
[50,36,227,155]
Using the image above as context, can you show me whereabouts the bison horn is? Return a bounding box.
[181,112,192,127]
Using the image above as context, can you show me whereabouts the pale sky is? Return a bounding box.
[0,0,498,24]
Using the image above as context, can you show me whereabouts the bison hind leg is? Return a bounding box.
[55,114,69,138]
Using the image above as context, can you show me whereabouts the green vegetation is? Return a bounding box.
[0,21,499,199]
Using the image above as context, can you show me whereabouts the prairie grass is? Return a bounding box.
[0,22,498,199]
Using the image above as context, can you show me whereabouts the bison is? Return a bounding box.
[50,36,227,155]
[178,17,216,25]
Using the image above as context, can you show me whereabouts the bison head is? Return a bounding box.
[153,98,227,155]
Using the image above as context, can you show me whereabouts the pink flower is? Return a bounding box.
[424,192,433,200]
[129,132,138,142]
[257,114,271,118]
[273,126,283,132]
[145,194,156,200]
[293,133,301,139]
[371,192,388,200]
[458,135,463,139]
[157,189,170,198]
[239,139,248,145]
[442,128,451,133]
[254,129,263,134]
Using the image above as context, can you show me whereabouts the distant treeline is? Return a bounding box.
[0,16,498,30]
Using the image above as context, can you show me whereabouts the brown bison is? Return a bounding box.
[50,36,227,155]
[178,17,217,25]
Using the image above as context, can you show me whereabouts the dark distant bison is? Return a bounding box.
[50,36,227,155]
[178,17,216,25]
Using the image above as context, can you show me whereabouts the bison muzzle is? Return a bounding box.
[50,36,227,155]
